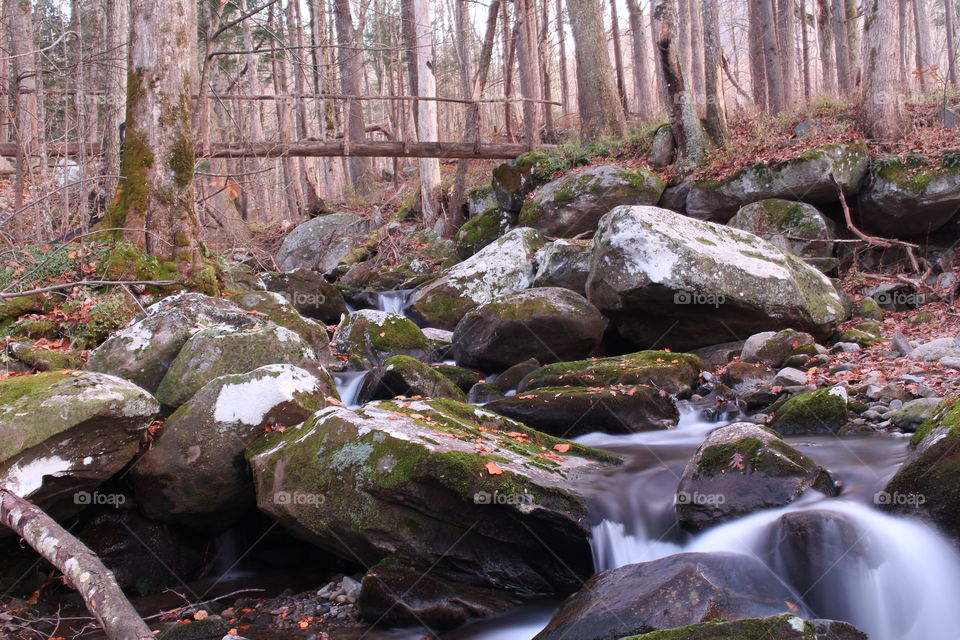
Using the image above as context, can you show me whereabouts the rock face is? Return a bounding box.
[533,552,801,640]
[519,165,666,237]
[486,385,678,437]
[357,355,466,402]
[335,310,433,366]
[491,150,570,212]
[685,141,870,222]
[533,240,592,294]
[455,207,514,259]
[247,398,618,597]
[859,161,960,238]
[229,290,332,360]
[618,615,867,640]
[676,423,837,531]
[519,351,707,395]
[727,199,835,269]
[586,206,846,351]
[0,371,159,511]
[769,387,849,435]
[275,212,371,273]
[132,365,328,527]
[452,288,606,371]
[408,228,546,330]
[261,270,348,323]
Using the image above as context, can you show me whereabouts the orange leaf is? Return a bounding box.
[554,443,571,453]
[485,462,504,475]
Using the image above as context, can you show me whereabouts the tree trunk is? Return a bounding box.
[502,0,517,140]
[863,0,903,140]
[107,0,205,281]
[800,0,812,100]
[609,0,630,114]
[703,0,726,139]
[831,0,853,93]
[757,0,785,112]
[98,0,128,212]
[748,0,768,110]
[817,0,836,95]
[539,0,556,136]
[687,0,705,109]
[777,0,797,106]
[272,4,304,220]
[947,0,959,86]
[0,488,154,640]
[913,0,934,91]
[556,0,571,114]
[8,0,45,211]
[287,0,324,215]
[627,0,653,119]
[412,0,441,225]
[516,0,543,144]
[566,0,625,139]
[334,0,374,191]
[898,0,910,86]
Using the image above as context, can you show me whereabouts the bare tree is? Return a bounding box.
[566,0,625,139]
[412,0,441,224]
[749,0,769,109]
[334,0,374,191]
[7,0,46,210]
[947,0,959,87]
[556,0,571,113]
[98,0,128,210]
[831,0,854,93]
[610,0,630,114]
[816,0,836,95]
[516,0,543,144]
[703,0,726,139]
[913,0,934,91]
[777,0,798,106]
[758,0,785,112]
[863,0,903,140]
[627,0,655,118]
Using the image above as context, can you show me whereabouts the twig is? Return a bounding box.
[0,280,177,299]
[141,588,265,622]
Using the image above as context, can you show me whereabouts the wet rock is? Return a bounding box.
[156,615,231,640]
[468,382,505,404]
[620,614,867,640]
[690,340,744,366]
[261,270,348,323]
[431,364,483,392]
[357,355,466,402]
[275,212,372,273]
[769,387,849,435]
[533,239,592,295]
[493,358,541,392]
[491,150,570,212]
[335,309,433,366]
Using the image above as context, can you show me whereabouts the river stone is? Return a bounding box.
[518,350,707,395]
[357,355,466,403]
[586,206,846,351]
[532,552,802,640]
[486,385,678,437]
[493,358,541,392]
[858,161,960,238]
[519,165,666,238]
[408,228,547,330]
[275,212,372,273]
[908,337,960,362]
[86,293,258,393]
[533,239,592,294]
[620,615,867,640]
[889,398,944,431]
[685,141,870,222]
[727,199,835,265]
[676,423,837,531]
[335,309,433,366]
[769,387,849,435]
[261,270,348,323]
[455,207,514,259]
[247,398,618,597]
[491,150,570,212]
[131,365,329,528]
[229,290,332,361]
[741,329,817,367]
[452,288,606,371]
[0,371,159,512]
[155,322,319,409]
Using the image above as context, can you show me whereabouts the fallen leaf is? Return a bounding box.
[554,443,571,453]
[485,462,504,475]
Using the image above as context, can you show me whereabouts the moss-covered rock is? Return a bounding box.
[339,229,459,290]
[431,364,483,392]
[491,150,571,212]
[519,165,666,237]
[247,398,618,596]
[742,329,817,367]
[0,294,45,322]
[769,387,849,435]
[519,350,707,395]
[622,615,867,640]
[455,207,514,259]
[275,212,373,273]
[889,397,943,431]
[676,423,837,531]
[229,290,332,362]
[728,199,835,264]
[260,270,348,323]
[855,297,884,320]
[335,309,433,366]
[358,355,466,402]
[533,239,592,295]
[860,160,960,238]
[465,185,498,218]
[7,341,81,371]
[838,328,878,347]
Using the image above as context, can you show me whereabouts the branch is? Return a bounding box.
[0,280,178,298]
[211,0,281,41]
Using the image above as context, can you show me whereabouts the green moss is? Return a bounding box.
[622,614,823,640]
[103,69,153,232]
[910,311,933,324]
[522,351,706,392]
[771,387,848,434]
[910,401,960,447]
[840,328,879,347]
[369,315,429,352]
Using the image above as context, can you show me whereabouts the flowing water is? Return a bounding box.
[333,371,370,409]
[447,408,960,640]
[375,289,414,315]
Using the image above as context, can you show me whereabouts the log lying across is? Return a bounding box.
[0,488,154,640]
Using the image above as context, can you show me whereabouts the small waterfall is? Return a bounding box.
[333,371,369,409]
[375,289,414,315]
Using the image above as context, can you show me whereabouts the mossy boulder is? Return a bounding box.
[339,229,459,290]
[854,297,884,320]
[728,199,835,266]
[621,615,867,640]
[455,207,514,259]
[686,141,870,222]
[155,322,321,409]
[518,350,707,396]
[889,397,943,431]
[859,161,960,238]
[0,371,159,512]
[533,239,592,295]
[260,270,348,323]
[409,228,547,330]
[247,398,618,597]
[131,365,329,529]
[519,165,666,237]
[465,185,498,218]
[230,290,332,361]
[275,212,372,273]
[742,329,817,367]
[676,423,837,531]
[769,387,849,435]
[86,293,258,393]
[431,364,483,392]
[532,552,802,640]
[0,294,45,322]
[452,287,607,371]
[486,385,678,437]
[491,150,571,212]
[357,355,466,403]
[7,341,81,371]
[335,309,433,366]
[586,206,846,351]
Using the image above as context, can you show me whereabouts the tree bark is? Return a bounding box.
[748,0,768,110]
[539,0,556,136]
[687,0,705,109]
[777,0,797,106]
[609,0,630,114]
[831,0,853,93]
[516,0,543,144]
[98,0,128,211]
[817,0,836,95]
[800,0,812,101]
[913,0,934,91]
[566,0,625,139]
[627,0,654,119]
[8,0,46,211]
[556,0,571,114]
[758,0,785,112]
[412,0,441,224]
[947,0,959,87]
[703,0,726,139]
[898,0,910,86]
[334,0,374,191]
[863,0,903,141]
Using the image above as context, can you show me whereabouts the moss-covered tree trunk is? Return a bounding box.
[105,0,209,286]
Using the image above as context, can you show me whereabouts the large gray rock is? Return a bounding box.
[408,228,547,330]
[533,240,592,294]
[261,270,348,323]
[491,150,570,212]
[769,387,849,435]
[452,287,607,371]
[335,309,433,366]
[357,355,466,402]
[676,423,837,531]
[455,207,514,259]
[275,212,372,273]
[727,199,835,268]
[132,365,329,528]
[586,206,847,351]
[686,141,870,222]
[519,165,666,237]
[229,290,332,361]
[859,162,960,238]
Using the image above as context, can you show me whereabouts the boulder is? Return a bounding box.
[247,398,618,597]
[408,228,546,330]
[7,340,81,371]
[769,387,849,435]
[229,290,332,360]
[533,240,592,294]
[889,398,943,431]
[131,365,329,527]
[455,207,514,259]
[0,371,158,512]
[619,615,867,640]
[452,288,606,371]
[357,355,466,403]
[491,150,570,212]
[339,229,459,290]
[493,358,541,392]
[519,165,666,237]
[154,322,319,409]
[685,141,870,222]
[676,423,837,531]
[727,199,835,268]
[86,293,257,393]
[586,206,846,351]
[465,185,499,218]
[858,161,960,238]
[275,212,372,273]
[486,385,678,437]
[518,350,707,395]
[649,124,675,168]
[908,337,960,362]
[431,364,483,392]
[532,552,802,640]
[261,270,348,323]
[741,329,817,367]
[334,310,433,366]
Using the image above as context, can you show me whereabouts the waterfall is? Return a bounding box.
[375,289,414,315]
[332,371,369,409]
